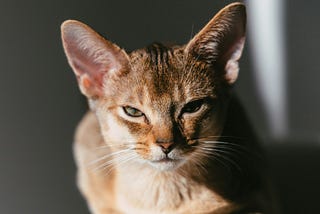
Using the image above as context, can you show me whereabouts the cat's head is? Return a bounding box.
[61,3,246,171]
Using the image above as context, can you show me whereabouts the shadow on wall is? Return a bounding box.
[246,1,320,212]
[266,143,320,214]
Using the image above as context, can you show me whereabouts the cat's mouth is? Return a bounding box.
[151,157,175,163]
[149,157,183,171]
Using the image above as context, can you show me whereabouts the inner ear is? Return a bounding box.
[185,2,246,85]
[61,20,129,98]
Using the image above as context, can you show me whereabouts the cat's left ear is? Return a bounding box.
[185,2,246,84]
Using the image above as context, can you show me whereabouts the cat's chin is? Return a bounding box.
[148,158,183,171]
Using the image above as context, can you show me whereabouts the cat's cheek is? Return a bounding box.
[96,110,135,144]
[200,115,224,138]
[181,117,202,139]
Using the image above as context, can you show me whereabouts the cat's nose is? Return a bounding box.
[156,140,174,154]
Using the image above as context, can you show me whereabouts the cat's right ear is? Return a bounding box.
[61,20,129,98]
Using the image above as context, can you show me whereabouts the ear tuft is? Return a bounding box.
[61,20,129,98]
[186,2,246,85]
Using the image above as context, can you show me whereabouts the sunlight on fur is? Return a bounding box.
[62,2,277,214]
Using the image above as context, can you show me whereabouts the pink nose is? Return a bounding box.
[156,141,174,154]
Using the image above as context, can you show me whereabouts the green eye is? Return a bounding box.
[123,106,144,117]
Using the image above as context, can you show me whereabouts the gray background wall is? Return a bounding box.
[0,0,319,213]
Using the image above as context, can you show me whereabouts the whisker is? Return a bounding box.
[203,140,243,146]
[202,140,252,151]
[93,152,136,172]
[93,141,147,152]
[202,140,264,160]
[131,147,148,151]
[93,144,135,151]
[200,144,242,155]
[209,148,242,169]
[189,23,195,41]
[195,135,246,140]
[104,154,139,175]
[89,149,132,166]
[193,145,243,174]
[192,148,233,175]
[189,151,209,175]
[206,149,242,174]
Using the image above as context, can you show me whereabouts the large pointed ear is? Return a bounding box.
[185,2,246,85]
[61,20,129,98]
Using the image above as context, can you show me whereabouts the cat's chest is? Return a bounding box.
[114,169,234,214]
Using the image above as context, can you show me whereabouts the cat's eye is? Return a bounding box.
[123,106,144,117]
[181,99,204,114]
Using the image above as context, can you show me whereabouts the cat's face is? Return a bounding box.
[61,3,246,171]
[94,45,229,171]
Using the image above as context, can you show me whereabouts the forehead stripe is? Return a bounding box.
[146,43,171,68]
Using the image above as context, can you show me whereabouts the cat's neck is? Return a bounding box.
[114,163,230,213]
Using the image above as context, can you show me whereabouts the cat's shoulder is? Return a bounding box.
[75,111,101,143]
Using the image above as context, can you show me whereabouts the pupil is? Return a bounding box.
[189,106,199,112]
[184,100,203,113]
[186,105,199,112]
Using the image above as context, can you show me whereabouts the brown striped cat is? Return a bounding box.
[61,2,274,214]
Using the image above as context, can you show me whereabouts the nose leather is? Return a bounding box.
[156,140,175,154]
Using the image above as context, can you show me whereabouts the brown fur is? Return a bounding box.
[61,3,276,214]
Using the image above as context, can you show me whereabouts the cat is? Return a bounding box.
[61,2,276,214]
